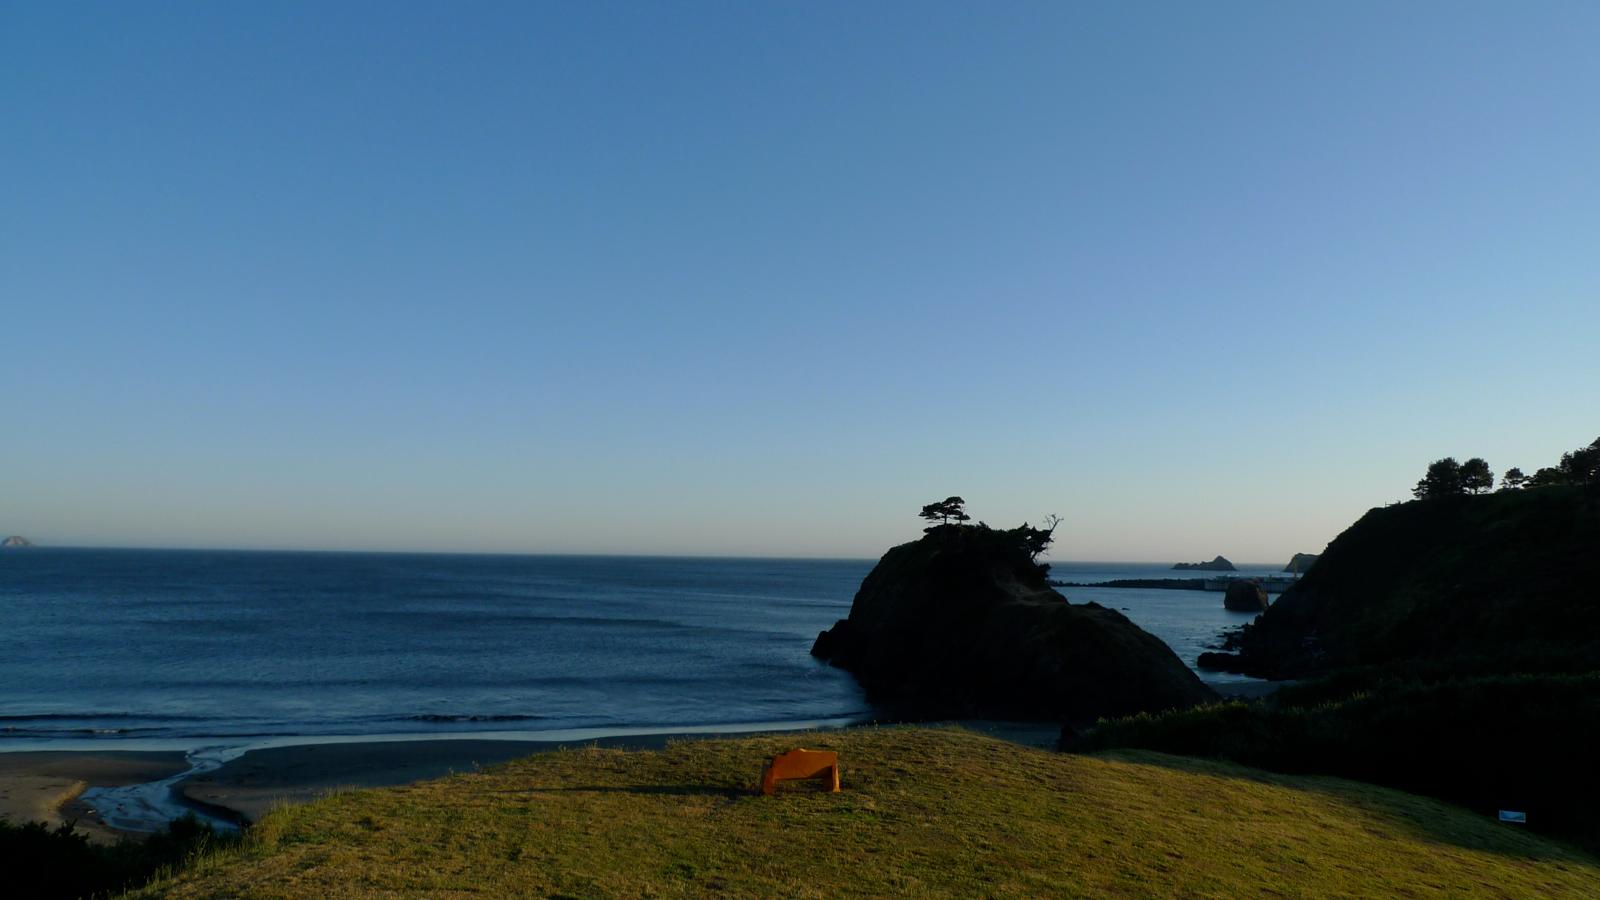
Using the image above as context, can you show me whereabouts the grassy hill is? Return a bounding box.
[139,727,1599,897]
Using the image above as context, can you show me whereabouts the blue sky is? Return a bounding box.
[4,2,1598,560]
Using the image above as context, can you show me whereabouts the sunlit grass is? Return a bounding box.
[139,727,1600,897]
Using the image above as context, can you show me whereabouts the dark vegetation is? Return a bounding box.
[0,814,236,900]
[812,499,1214,723]
[1070,674,1600,850]
[917,495,972,528]
[1088,434,1600,851]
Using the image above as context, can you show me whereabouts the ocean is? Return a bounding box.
[0,549,1276,750]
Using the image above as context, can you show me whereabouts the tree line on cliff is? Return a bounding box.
[1411,434,1600,499]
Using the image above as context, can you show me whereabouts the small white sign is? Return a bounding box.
[1498,810,1527,824]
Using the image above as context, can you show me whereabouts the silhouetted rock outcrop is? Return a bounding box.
[1227,486,1600,679]
[1282,553,1319,573]
[1223,581,1269,612]
[1195,651,1245,673]
[1172,555,1235,571]
[811,525,1216,723]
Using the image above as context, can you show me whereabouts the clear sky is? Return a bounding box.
[4,2,1598,561]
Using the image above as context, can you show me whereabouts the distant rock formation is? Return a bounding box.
[1223,581,1269,612]
[1,536,32,547]
[1051,578,1206,591]
[1282,553,1319,573]
[1172,555,1235,571]
[812,524,1216,724]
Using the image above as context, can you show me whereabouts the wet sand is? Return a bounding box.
[176,733,688,824]
[0,751,188,843]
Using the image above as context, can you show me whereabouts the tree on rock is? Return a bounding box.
[919,496,971,530]
[1500,467,1528,491]
[1460,458,1495,494]
[1413,458,1464,500]
[1007,513,1062,563]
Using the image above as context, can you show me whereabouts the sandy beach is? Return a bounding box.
[0,736,692,839]
[176,733,702,824]
[0,750,188,843]
[0,729,827,837]
[0,720,1073,838]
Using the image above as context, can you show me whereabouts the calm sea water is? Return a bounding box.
[0,550,1274,748]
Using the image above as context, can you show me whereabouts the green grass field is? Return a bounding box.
[139,727,1600,897]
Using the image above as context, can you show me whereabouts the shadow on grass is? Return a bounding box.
[495,784,750,797]
[1096,749,1600,866]
[1072,675,1600,858]
[498,781,844,798]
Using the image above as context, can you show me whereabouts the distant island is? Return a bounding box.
[1172,555,1234,571]
[1282,552,1318,573]
[1050,578,1205,590]
[1,536,32,547]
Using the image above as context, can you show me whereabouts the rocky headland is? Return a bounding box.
[1200,486,1600,679]
[1172,555,1234,571]
[1281,552,1318,573]
[1068,449,1600,854]
[2,535,33,547]
[812,524,1216,724]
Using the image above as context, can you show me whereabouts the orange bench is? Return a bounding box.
[760,749,840,795]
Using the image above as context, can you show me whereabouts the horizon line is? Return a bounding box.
[1,542,1292,567]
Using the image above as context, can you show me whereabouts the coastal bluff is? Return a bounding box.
[811,525,1215,723]
[1204,486,1600,679]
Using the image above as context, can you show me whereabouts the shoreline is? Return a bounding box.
[0,750,189,843]
[0,714,869,755]
[0,716,1070,837]
[0,717,866,837]
[1,678,1283,838]
[1,693,1279,838]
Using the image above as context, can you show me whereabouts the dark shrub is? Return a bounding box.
[1074,673,1600,849]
